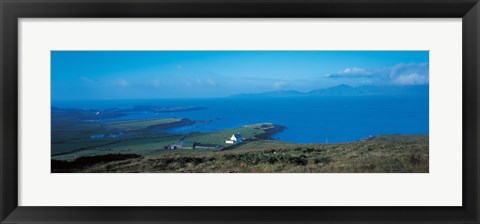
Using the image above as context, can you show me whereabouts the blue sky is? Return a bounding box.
[51,51,429,100]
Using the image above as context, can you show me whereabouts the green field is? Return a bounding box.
[105,118,182,130]
[52,139,118,154]
[51,120,282,161]
[52,122,104,143]
[183,123,277,147]
[55,122,102,131]
[51,118,190,158]
[51,132,185,160]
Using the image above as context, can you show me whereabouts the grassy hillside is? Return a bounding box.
[55,134,428,173]
[51,122,283,161]
[51,118,190,158]
[104,118,183,130]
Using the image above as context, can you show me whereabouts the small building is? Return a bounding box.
[166,141,183,150]
[225,133,245,144]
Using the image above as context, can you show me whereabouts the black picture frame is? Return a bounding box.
[1,0,479,223]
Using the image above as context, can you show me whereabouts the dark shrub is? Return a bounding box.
[288,156,308,166]
[303,148,314,153]
[267,156,278,164]
[409,154,421,165]
[51,153,141,172]
[314,157,332,165]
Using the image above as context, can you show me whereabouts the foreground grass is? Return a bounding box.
[64,134,428,173]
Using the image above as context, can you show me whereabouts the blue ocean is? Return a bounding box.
[52,96,429,144]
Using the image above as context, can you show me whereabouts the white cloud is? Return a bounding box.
[392,73,428,85]
[80,76,96,85]
[152,79,162,87]
[178,77,218,88]
[273,81,287,89]
[114,78,129,87]
[326,67,385,78]
[342,67,369,75]
[325,63,428,86]
[206,78,217,86]
[389,63,429,85]
[361,80,373,84]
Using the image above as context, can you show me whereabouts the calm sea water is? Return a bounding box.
[52,96,429,144]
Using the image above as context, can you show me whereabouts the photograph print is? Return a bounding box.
[51,51,429,173]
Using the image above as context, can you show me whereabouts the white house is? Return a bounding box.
[225,133,245,144]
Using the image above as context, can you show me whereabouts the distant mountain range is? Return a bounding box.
[230,84,428,98]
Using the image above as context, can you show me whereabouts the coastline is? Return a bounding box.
[253,124,286,140]
[148,118,196,131]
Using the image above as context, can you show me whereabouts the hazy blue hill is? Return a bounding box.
[309,84,366,96]
[231,89,305,98]
[230,84,428,98]
[355,85,383,93]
